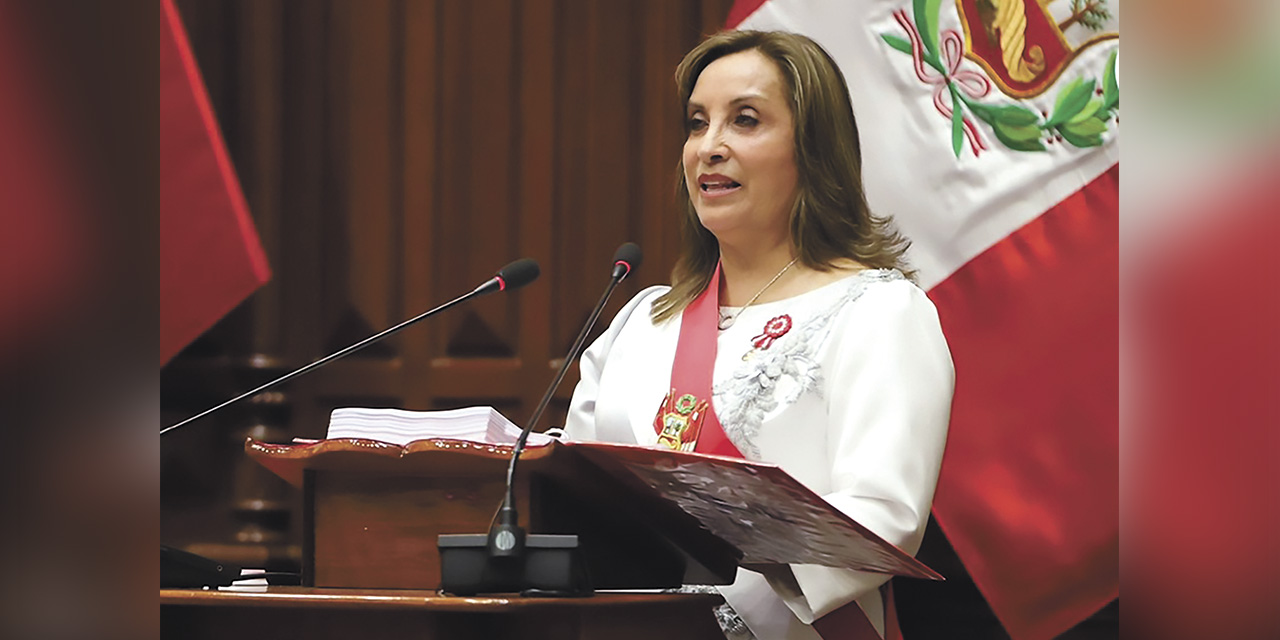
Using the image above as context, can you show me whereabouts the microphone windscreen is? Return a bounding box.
[613,242,642,273]
[497,258,541,291]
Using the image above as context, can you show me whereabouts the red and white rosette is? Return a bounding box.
[751,314,793,351]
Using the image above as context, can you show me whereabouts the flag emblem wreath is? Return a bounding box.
[881,0,1119,156]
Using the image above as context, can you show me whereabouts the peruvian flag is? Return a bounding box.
[160,0,271,365]
[727,1,1119,639]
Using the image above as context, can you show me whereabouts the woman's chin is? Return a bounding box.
[695,216,736,240]
[694,205,744,230]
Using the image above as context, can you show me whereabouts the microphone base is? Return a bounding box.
[438,533,591,597]
[161,545,242,588]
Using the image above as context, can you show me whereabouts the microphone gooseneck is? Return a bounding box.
[489,243,642,559]
[160,258,541,437]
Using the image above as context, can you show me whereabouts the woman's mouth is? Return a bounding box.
[699,174,741,196]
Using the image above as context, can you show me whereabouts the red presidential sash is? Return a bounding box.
[653,263,743,459]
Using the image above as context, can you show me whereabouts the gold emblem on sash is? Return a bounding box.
[654,389,708,452]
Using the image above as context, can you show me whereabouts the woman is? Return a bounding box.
[563,30,954,640]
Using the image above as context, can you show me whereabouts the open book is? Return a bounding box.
[326,406,555,448]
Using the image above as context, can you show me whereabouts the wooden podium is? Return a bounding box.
[244,437,939,589]
[160,587,725,640]
[161,436,940,639]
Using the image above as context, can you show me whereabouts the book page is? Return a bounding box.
[327,406,552,447]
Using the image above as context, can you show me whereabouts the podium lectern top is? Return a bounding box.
[247,437,940,581]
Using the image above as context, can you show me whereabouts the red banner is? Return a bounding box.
[160,0,270,365]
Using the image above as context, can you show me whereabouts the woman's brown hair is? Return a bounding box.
[650,30,915,323]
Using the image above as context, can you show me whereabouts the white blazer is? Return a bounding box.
[564,270,954,640]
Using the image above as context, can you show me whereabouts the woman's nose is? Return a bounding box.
[698,127,728,164]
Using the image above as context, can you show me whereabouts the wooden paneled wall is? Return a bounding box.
[161,0,734,561]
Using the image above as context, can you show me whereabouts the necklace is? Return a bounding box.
[717,257,799,331]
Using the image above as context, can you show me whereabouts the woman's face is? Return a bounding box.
[683,49,799,247]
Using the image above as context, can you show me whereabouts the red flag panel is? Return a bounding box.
[929,166,1120,640]
[0,4,90,362]
[1128,160,1280,640]
[159,0,270,366]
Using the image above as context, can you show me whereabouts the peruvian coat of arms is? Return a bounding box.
[882,0,1119,156]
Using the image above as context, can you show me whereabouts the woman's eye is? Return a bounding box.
[688,117,708,132]
[734,114,758,126]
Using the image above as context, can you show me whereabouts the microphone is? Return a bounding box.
[160,257,540,435]
[161,258,539,589]
[483,243,642,576]
[472,257,542,297]
[524,242,640,434]
[610,242,641,281]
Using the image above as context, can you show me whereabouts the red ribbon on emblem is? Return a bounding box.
[892,8,992,156]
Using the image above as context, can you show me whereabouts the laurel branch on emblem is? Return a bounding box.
[882,1,1118,156]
